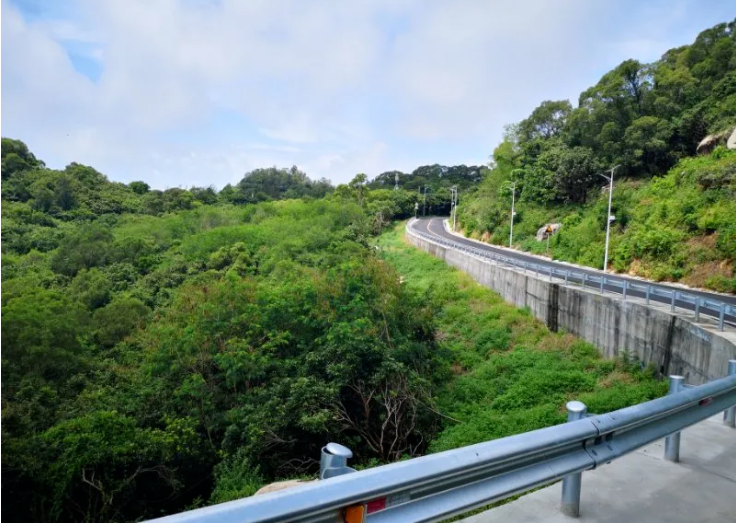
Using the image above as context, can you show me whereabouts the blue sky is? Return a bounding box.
[2,0,735,189]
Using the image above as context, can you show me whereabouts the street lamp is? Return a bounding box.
[598,165,620,272]
[449,186,458,232]
[502,181,517,248]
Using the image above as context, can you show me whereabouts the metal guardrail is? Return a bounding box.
[146,364,736,523]
[406,220,736,331]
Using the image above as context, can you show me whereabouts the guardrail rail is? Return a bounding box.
[407,220,736,331]
[146,362,736,523]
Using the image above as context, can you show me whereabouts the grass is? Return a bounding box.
[377,220,666,451]
[376,221,667,518]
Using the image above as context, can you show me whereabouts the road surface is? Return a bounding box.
[411,217,736,322]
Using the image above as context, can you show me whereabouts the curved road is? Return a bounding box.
[412,217,736,323]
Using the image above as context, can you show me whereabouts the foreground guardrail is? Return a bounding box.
[146,363,736,523]
[407,220,736,330]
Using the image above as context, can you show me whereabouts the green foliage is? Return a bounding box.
[1,166,444,522]
[376,223,666,454]
[223,166,334,204]
[459,21,735,291]
[458,21,736,291]
[209,450,264,504]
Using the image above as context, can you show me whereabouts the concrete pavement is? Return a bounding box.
[461,415,736,523]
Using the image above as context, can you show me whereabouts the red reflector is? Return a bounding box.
[699,398,713,406]
[366,498,387,514]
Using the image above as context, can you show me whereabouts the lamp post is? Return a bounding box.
[502,181,517,248]
[449,186,458,232]
[598,165,620,273]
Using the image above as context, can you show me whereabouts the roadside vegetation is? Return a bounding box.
[377,223,666,453]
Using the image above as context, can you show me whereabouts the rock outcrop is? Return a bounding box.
[536,223,561,241]
[696,128,735,154]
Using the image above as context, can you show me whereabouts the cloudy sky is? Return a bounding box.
[2,0,734,189]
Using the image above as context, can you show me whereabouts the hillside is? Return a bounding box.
[457,21,736,292]
[1,141,664,522]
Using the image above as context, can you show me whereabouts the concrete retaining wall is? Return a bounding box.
[407,227,736,384]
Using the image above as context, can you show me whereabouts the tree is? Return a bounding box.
[519,100,572,142]
[51,225,116,276]
[623,116,675,174]
[1,138,43,180]
[129,181,150,195]
[553,146,600,203]
[348,173,368,207]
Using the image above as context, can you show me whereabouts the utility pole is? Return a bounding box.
[598,165,620,272]
[503,181,517,248]
[423,186,430,216]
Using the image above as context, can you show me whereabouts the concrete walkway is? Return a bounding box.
[462,415,735,523]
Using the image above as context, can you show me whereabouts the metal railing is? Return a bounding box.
[406,220,736,330]
[146,363,736,523]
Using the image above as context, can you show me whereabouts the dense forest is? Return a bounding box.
[2,138,664,522]
[457,21,736,292]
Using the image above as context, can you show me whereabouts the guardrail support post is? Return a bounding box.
[549,267,553,282]
[565,271,569,287]
[622,280,627,301]
[664,376,685,462]
[561,401,587,518]
[719,304,725,332]
[646,285,651,305]
[724,360,736,428]
[694,300,700,322]
[320,443,356,479]
[599,277,604,294]
[670,292,676,313]
[582,273,587,289]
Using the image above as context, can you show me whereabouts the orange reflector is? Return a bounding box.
[344,505,365,523]
[366,497,387,513]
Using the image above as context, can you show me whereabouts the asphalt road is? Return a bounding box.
[412,217,736,322]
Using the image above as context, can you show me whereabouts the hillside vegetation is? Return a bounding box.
[376,224,664,454]
[2,138,665,522]
[458,21,736,292]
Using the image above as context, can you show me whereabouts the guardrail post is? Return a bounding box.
[320,443,356,479]
[646,285,651,305]
[565,271,569,287]
[719,304,725,331]
[561,401,587,518]
[694,300,700,322]
[582,273,587,289]
[599,276,604,294]
[664,376,685,462]
[549,267,553,282]
[724,360,736,428]
[670,292,676,313]
[622,280,627,301]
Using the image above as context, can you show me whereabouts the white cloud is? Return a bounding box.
[1,0,733,188]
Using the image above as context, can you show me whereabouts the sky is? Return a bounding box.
[2,0,735,189]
